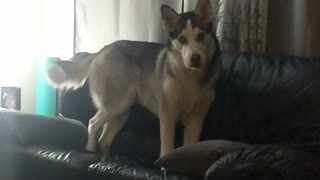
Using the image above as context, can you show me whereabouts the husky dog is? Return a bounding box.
[46,0,221,157]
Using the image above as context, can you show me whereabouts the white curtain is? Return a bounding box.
[74,0,183,53]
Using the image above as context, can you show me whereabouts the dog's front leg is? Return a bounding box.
[183,92,215,146]
[159,110,177,157]
[183,115,205,146]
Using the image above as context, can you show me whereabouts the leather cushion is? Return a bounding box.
[0,109,87,149]
[89,156,201,180]
[0,145,99,180]
[154,140,251,177]
[205,145,320,180]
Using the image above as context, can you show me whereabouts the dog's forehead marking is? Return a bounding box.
[185,19,202,36]
[186,19,193,34]
[179,19,202,39]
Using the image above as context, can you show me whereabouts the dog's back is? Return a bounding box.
[88,40,166,112]
[99,40,165,73]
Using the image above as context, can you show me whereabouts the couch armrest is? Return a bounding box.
[205,145,320,180]
[0,109,87,150]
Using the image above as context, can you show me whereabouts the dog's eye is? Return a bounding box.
[178,36,187,44]
[197,33,205,41]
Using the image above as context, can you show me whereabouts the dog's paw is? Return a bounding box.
[98,140,110,155]
[85,143,97,152]
[161,167,167,171]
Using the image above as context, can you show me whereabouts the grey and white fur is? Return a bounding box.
[46,0,221,157]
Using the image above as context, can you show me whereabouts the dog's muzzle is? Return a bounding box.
[190,54,201,68]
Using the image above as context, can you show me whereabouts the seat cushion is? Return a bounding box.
[88,156,201,180]
[154,140,251,177]
[0,145,99,180]
[205,145,320,180]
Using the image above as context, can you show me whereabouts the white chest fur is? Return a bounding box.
[163,69,215,121]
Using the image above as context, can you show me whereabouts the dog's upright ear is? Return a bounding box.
[161,5,180,32]
[194,0,214,24]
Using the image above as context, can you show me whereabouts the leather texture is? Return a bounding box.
[89,156,200,180]
[0,109,88,149]
[1,51,320,180]
[0,109,99,180]
[206,145,320,180]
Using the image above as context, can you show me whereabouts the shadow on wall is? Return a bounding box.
[267,0,320,58]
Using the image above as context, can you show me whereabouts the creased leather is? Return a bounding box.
[206,145,320,180]
[89,156,201,180]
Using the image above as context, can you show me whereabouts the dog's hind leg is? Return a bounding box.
[86,110,117,152]
[85,51,137,153]
[98,112,129,155]
[86,89,135,153]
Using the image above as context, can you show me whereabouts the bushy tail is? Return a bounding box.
[46,52,97,91]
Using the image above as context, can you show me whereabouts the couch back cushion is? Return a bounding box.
[202,52,320,144]
[60,52,320,159]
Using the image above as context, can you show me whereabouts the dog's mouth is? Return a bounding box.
[182,56,203,71]
[187,66,201,72]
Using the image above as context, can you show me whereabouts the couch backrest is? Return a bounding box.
[202,52,320,144]
[59,52,320,159]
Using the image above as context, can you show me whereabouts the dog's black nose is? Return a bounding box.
[191,54,201,68]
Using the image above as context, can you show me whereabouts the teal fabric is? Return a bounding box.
[35,57,58,116]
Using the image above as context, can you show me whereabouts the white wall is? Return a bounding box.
[0,0,74,113]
